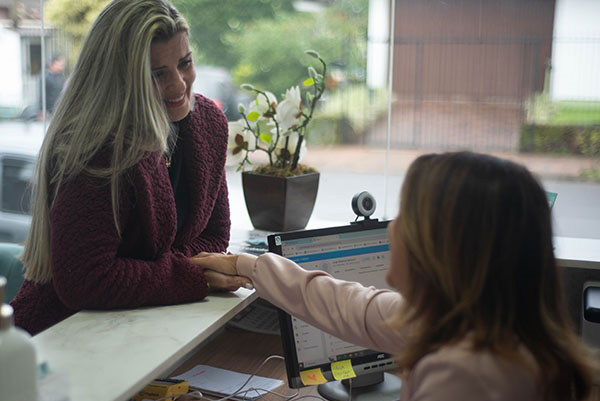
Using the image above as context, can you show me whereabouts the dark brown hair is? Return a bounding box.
[393,151,595,400]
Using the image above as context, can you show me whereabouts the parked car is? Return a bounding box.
[0,122,44,243]
[193,66,250,121]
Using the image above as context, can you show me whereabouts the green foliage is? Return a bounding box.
[308,85,388,145]
[519,125,600,157]
[172,0,296,67]
[552,101,600,125]
[230,1,369,99]
[527,94,600,126]
[45,0,110,63]
[580,166,600,182]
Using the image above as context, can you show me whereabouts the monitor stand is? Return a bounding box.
[317,372,402,401]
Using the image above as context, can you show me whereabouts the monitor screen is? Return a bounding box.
[268,221,398,389]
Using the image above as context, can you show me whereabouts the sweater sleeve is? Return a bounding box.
[237,252,406,354]
[49,173,208,310]
[178,171,230,256]
[176,94,231,256]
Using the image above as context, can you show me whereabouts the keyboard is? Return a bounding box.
[227,299,280,335]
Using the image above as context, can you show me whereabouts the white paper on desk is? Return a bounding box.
[171,364,284,400]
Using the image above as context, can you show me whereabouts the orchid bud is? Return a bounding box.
[308,66,318,79]
[238,103,246,114]
[305,50,320,59]
[240,83,255,91]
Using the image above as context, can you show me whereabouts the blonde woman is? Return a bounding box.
[198,152,597,400]
[11,0,250,335]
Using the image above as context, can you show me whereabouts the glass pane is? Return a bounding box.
[3,0,597,240]
[175,0,394,227]
[1,157,34,215]
[386,0,600,239]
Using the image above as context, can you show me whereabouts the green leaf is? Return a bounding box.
[247,111,260,122]
[303,78,315,87]
[259,133,272,144]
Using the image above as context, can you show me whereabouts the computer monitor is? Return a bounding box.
[268,220,402,401]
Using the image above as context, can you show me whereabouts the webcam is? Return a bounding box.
[352,191,376,219]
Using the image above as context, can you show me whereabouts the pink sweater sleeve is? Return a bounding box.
[237,252,406,354]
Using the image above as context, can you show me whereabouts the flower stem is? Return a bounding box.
[291,55,327,170]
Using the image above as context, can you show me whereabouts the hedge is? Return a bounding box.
[519,124,600,157]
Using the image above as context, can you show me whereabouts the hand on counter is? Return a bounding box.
[191,252,251,292]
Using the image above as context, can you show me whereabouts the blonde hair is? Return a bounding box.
[23,0,189,283]
[392,152,596,400]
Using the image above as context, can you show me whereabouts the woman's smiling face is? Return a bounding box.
[150,31,196,121]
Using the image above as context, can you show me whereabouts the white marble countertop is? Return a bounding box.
[32,288,257,401]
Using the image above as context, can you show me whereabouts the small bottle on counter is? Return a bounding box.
[0,276,38,401]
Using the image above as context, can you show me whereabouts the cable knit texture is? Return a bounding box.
[11,94,230,335]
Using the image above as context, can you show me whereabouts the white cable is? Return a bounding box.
[288,395,327,401]
[160,354,328,401]
[168,355,300,401]
[153,390,204,401]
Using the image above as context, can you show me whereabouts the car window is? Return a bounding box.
[1,157,34,215]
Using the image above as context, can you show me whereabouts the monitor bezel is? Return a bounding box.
[267,220,395,388]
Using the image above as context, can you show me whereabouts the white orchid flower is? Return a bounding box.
[226,119,253,167]
[276,86,302,134]
[275,130,307,162]
[248,91,277,116]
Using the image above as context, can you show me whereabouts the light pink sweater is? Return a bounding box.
[237,252,541,401]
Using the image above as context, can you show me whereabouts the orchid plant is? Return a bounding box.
[227,50,327,176]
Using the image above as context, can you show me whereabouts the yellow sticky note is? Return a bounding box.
[300,368,328,386]
[331,360,356,381]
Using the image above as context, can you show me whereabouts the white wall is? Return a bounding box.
[0,28,23,108]
[551,0,600,101]
[366,0,390,89]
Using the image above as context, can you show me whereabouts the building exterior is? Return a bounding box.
[0,0,61,117]
[551,0,600,101]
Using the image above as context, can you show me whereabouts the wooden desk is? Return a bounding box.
[172,326,600,401]
[170,327,319,401]
[171,326,600,401]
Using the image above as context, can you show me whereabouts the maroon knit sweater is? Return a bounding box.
[11,94,230,335]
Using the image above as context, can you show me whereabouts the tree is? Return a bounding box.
[229,0,369,98]
[172,0,296,68]
[45,0,110,64]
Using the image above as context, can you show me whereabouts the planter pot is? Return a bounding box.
[242,171,320,232]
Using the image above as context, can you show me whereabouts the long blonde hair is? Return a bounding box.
[392,152,596,400]
[23,0,189,283]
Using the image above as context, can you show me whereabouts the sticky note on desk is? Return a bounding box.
[331,360,356,380]
[300,368,327,386]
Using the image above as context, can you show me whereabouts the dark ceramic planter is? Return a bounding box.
[242,171,320,232]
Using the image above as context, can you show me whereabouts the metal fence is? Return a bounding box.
[364,36,600,155]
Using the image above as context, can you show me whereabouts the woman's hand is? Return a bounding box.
[191,252,252,292]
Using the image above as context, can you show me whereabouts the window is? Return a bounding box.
[1,157,34,215]
[1,0,599,241]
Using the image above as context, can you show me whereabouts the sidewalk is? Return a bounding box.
[303,145,598,180]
